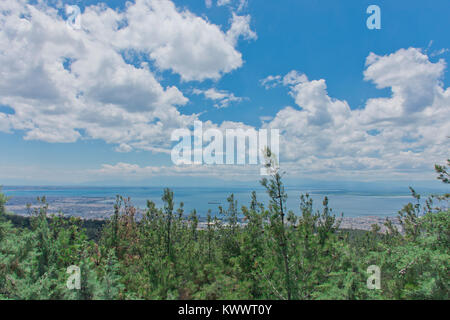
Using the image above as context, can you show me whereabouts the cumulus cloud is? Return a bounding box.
[193,88,245,108]
[0,0,255,150]
[263,48,450,179]
[363,48,446,114]
[217,0,232,6]
[114,0,254,81]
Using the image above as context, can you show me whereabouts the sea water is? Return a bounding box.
[2,186,420,219]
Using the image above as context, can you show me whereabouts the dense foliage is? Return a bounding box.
[0,160,448,300]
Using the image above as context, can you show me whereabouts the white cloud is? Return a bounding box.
[264,48,450,179]
[260,75,282,89]
[260,71,308,89]
[193,88,245,109]
[237,0,248,12]
[363,48,446,114]
[430,48,449,57]
[259,116,273,122]
[94,162,260,179]
[226,12,257,45]
[115,143,133,153]
[217,0,248,12]
[114,0,254,81]
[282,70,308,86]
[0,0,256,151]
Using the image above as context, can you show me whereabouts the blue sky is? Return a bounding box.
[0,0,449,186]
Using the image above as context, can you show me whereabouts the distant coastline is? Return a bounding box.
[2,185,415,232]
